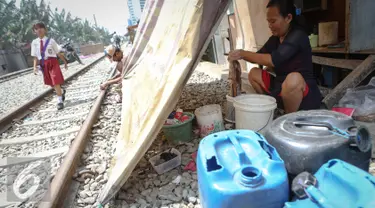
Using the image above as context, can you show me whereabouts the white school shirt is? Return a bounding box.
[31,37,60,60]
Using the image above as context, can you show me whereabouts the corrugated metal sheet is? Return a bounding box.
[349,0,375,52]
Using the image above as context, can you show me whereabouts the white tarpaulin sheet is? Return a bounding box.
[98,0,230,204]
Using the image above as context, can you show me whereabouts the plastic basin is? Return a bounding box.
[162,112,195,144]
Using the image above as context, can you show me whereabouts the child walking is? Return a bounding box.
[31,22,68,110]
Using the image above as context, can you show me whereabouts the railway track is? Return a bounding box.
[0,57,115,208]
[0,55,102,118]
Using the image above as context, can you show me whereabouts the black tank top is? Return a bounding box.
[257,28,315,82]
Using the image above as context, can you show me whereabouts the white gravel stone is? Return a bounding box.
[370,161,375,176]
[83,196,96,204]
[118,192,128,200]
[90,182,98,191]
[183,189,189,200]
[188,203,195,208]
[136,198,147,205]
[190,181,198,190]
[95,174,104,182]
[96,162,107,174]
[188,197,197,204]
[174,186,183,197]
[141,189,152,196]
[79,191,88,198]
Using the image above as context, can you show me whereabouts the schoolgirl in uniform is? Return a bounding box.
[31,22,68,110]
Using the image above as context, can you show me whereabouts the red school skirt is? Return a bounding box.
[41,57,64,86]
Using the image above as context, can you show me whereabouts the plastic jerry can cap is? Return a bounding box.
[348,126,372,152]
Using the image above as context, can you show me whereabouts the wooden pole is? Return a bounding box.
[228,27,242,97]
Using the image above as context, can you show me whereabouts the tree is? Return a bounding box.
[0,0,112,50]
[0,0,19,49]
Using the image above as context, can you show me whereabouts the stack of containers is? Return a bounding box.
[196,128,375,207]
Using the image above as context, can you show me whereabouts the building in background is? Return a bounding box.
[128,0,146,26]
[140,0,146,10]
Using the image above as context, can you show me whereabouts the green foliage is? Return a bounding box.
[0,0,112,50]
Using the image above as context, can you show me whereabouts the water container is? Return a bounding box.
[233,94,277,134]
[195,104,225,138]
[285,159,375,208]
[225,95,236,123]
[197,130,289,208]
[265,110,372,176]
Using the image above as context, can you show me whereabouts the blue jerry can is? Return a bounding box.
[285,159,375,208]
[197,130,289,208]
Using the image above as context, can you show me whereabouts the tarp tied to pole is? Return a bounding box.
[98,0,231,205]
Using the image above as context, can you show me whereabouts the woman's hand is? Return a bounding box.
[228,49,244,61]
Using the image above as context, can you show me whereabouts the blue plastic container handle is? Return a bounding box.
[228,135,248,166]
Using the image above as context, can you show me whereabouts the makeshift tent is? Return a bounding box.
[98,0,231,205]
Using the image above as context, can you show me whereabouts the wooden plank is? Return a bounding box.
[53,93,97,101]
[345,0,350,54]
[0,127,80,145]
[69,80,102,87]
[321,0,328,10]
[312,56,363,70]
[357,49,375,55]
[66,85,98,91]
[319,22,339,47]
[0,147,68,168]
[63,88,96,96]
[312,47,375,55]
[323,55,375,108]
[21,111,89,126]
[312,47,346,54]
[38,102,89,113]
